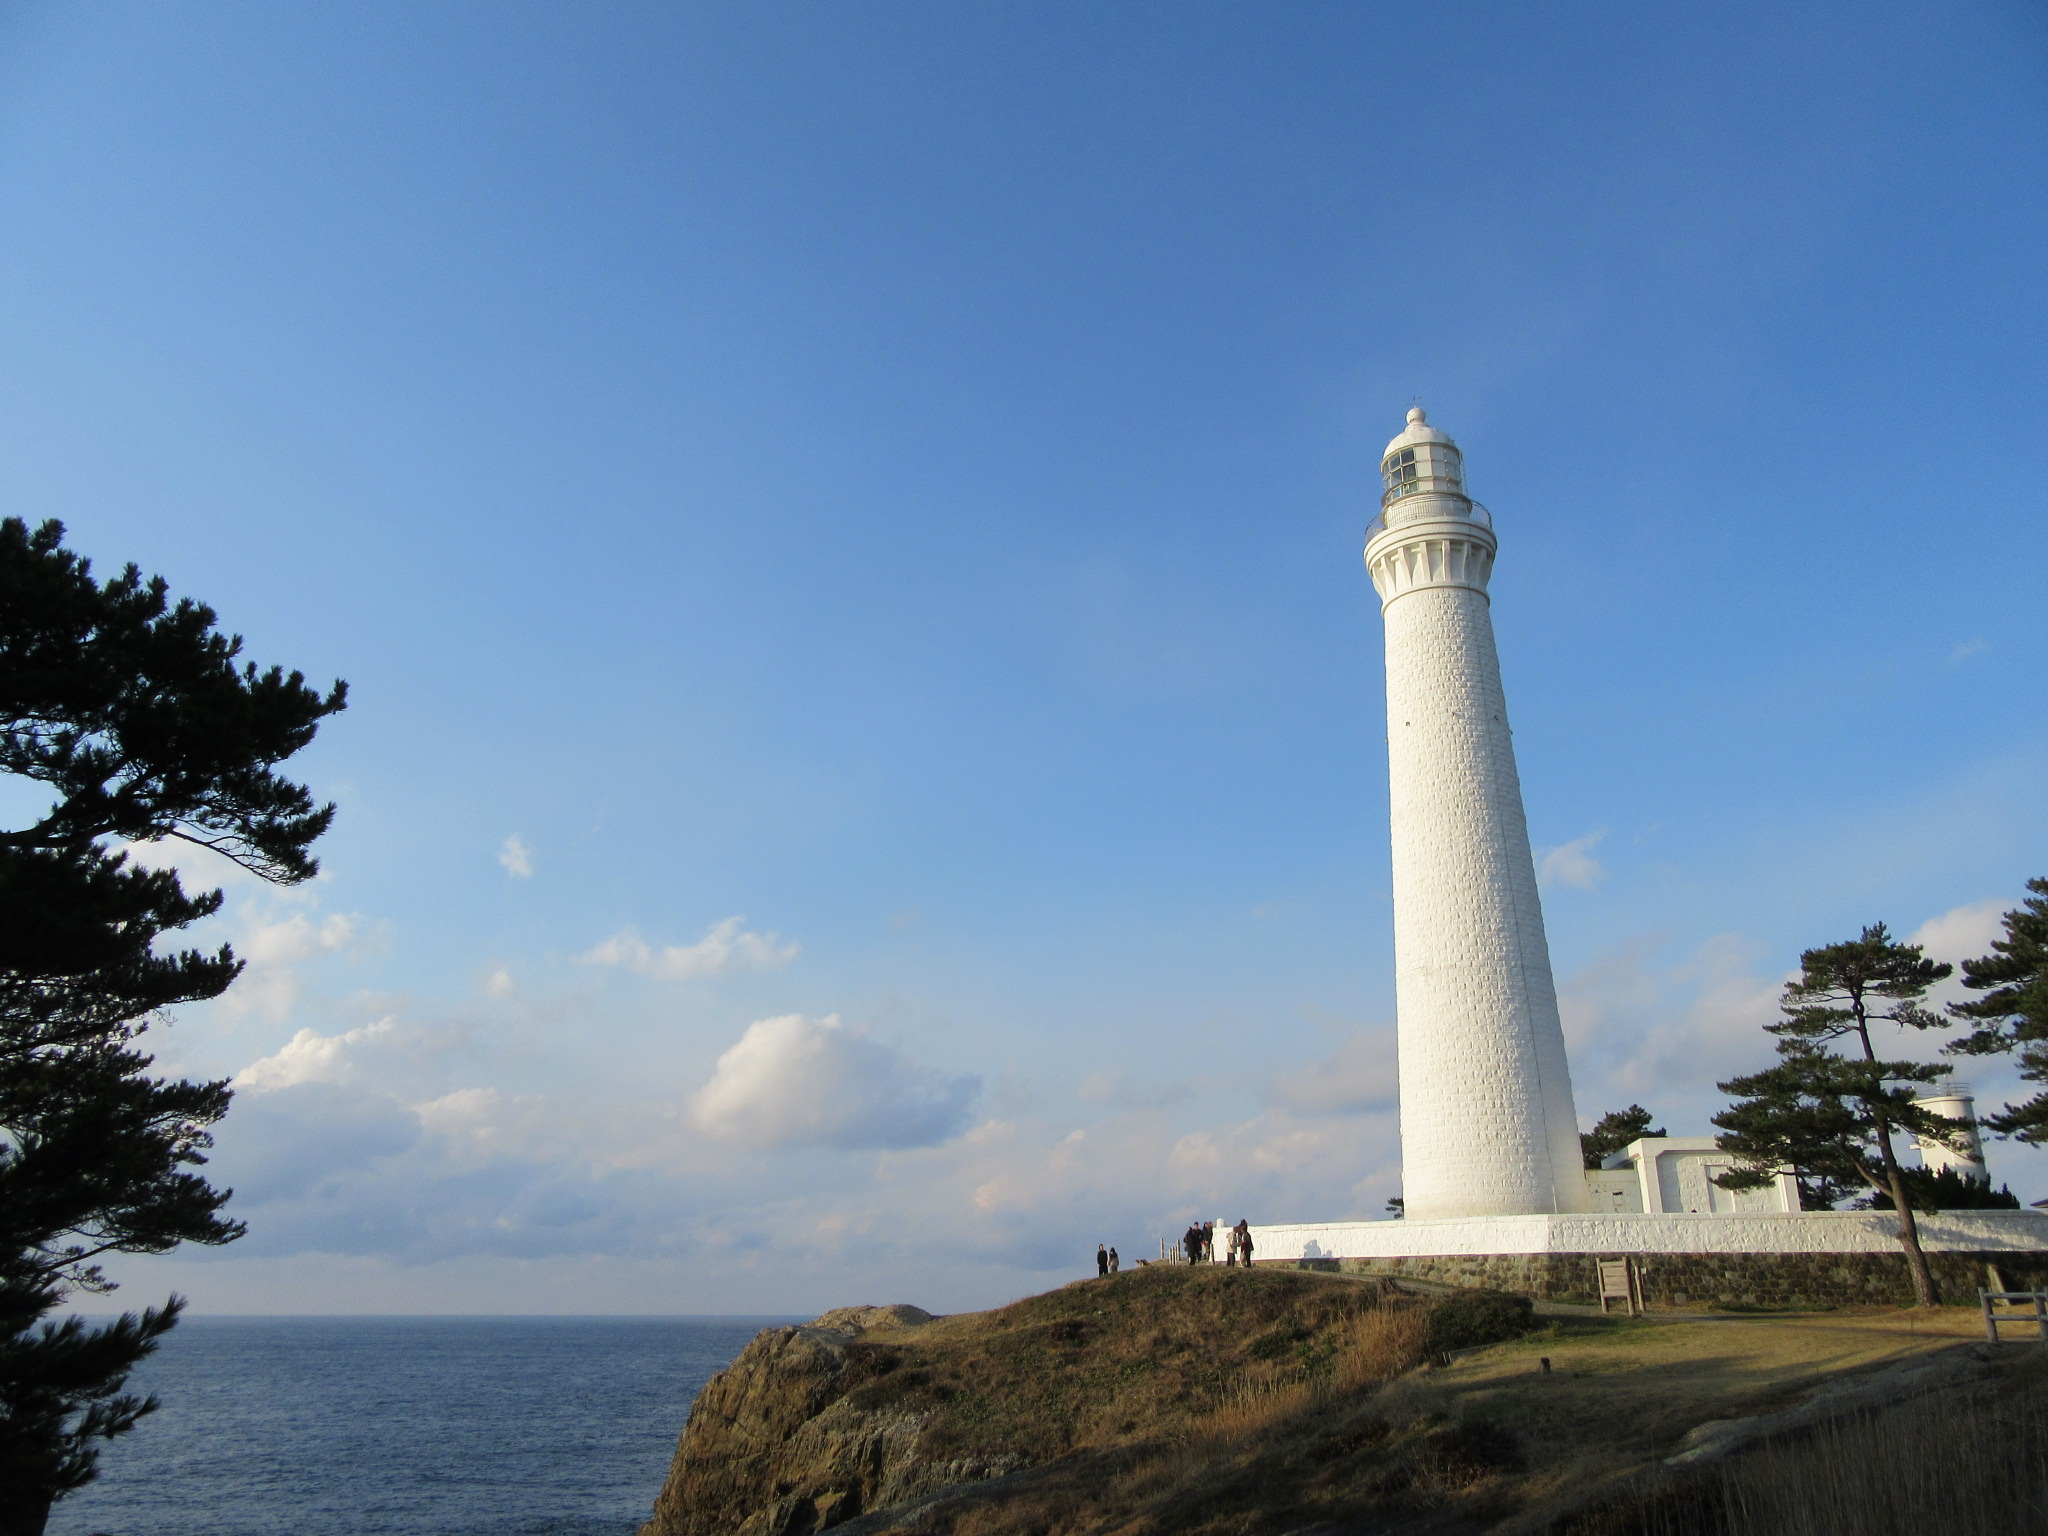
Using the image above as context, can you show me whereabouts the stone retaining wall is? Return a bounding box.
[1265,1250,2048,1309]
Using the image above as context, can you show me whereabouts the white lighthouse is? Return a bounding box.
[1247,410,2048,1286]
[1365,408,1590,1219]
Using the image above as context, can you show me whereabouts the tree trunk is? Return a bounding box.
[1853,1008,1941,1307]
[0,1487,54,1536]
[1875,1133,1941,1307]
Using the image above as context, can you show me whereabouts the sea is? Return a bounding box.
[45,1316,797,1536]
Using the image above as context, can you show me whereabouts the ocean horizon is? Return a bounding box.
[47,1314,802,1536]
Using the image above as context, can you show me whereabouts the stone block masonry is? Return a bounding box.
[1270,1251,2048,1310]
[1364,408,1588,1220]
[1248,1209,2048,1308]
[1378,575,1586,1218]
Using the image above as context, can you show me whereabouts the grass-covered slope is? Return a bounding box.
[852,1265,1523,1469]
[641,1265,2044,1536]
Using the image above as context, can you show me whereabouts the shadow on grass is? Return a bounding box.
[1553,1350,2048,1536]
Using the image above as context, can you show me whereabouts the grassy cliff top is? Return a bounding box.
[650,1265,2044,1536]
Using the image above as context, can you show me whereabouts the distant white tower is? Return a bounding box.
[1365,408,1590,1219]
[1913,1082,1989,1184]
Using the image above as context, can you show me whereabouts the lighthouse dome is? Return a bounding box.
[1382,405,1454,459]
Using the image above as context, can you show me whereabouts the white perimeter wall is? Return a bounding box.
[1251,1210,2048,1259]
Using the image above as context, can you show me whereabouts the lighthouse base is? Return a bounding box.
[1248,1211,2048,1310]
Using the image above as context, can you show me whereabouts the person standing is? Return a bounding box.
[1236,1219,1253,1267]
[1096,1243,1109,1277]
[1108,1246,1120,1274]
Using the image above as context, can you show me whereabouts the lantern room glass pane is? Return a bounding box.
[1382,447,1419,492]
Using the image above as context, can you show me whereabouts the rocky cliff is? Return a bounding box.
[639,1304,1020,1536]
[639,1266,2032,1536]
[638,1267,1528,1536]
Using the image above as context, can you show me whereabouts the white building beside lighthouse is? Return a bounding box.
[1365,408,1589,1219]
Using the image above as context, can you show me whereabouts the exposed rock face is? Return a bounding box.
[640,1304,1018,1536]
[639,1270,1450,1535]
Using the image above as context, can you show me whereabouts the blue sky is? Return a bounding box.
[5,2,2045,1314]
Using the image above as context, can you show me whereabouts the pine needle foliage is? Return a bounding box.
[0,518,345,1536]
[1581,1105,1665,1169]
[1856,1164,2020,1212]
[1711,924,1959,1306]
[1946,877,2048,1143]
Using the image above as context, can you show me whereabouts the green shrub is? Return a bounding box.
[1424,1288,1535,1353]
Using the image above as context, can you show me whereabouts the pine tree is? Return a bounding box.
[0,518,345,1536]
[1946,877,2048,1142]
[1580,1105,1665,1168]
[1860,1165,2020,1212]
[1711,924,1959,1307]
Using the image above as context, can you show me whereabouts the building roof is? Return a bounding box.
[1382,405,1455,461]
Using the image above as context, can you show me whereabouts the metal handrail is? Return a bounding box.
[1365,500,1492,543]
[1383,477,1460,503]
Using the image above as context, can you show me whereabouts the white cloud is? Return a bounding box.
[581,917,797,981]
[231,1014,467,1095]
[220,909,363,1021]
[1948,637,1989,665]
[1910,899,2008,966]
[1556,905,2048,1148]
[1266,1029,1399,1116]
[691,1014,978,1151]
[187,1009,1409,1292]
[1538,830,1607,891]
[1075,1069,1192,1110]
[242,911,358,968]
[234,1017,405,1091]
[1076,1070,1120,1103]
[413,1087,559,1162]
[498,836,534,878]
[1552,933,1792,1134]
[1907,898,2018,1017]
[207,1082,423,1206]
[171,1086,1409,1299]
[878,1103,1401,1256]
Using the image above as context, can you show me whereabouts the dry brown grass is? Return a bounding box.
[875,1261,1424,1470]
[1382,1303,1989,1522]
[1590,1350,2048,1536]
[706,1269,2032,1536]
[1334,1301,1431,1390]
[847,1267,1503,1535]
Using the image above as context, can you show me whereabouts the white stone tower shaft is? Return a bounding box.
[1365,409,1589,1219]
[1912,1083,1989,1183]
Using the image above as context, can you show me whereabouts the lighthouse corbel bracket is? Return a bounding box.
[1365,512,1498,607]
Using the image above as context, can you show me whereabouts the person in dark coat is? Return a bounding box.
[1097,1243,1109,1276]
[1235,1219,1253,1266]
[1108,1246,1120,1273]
